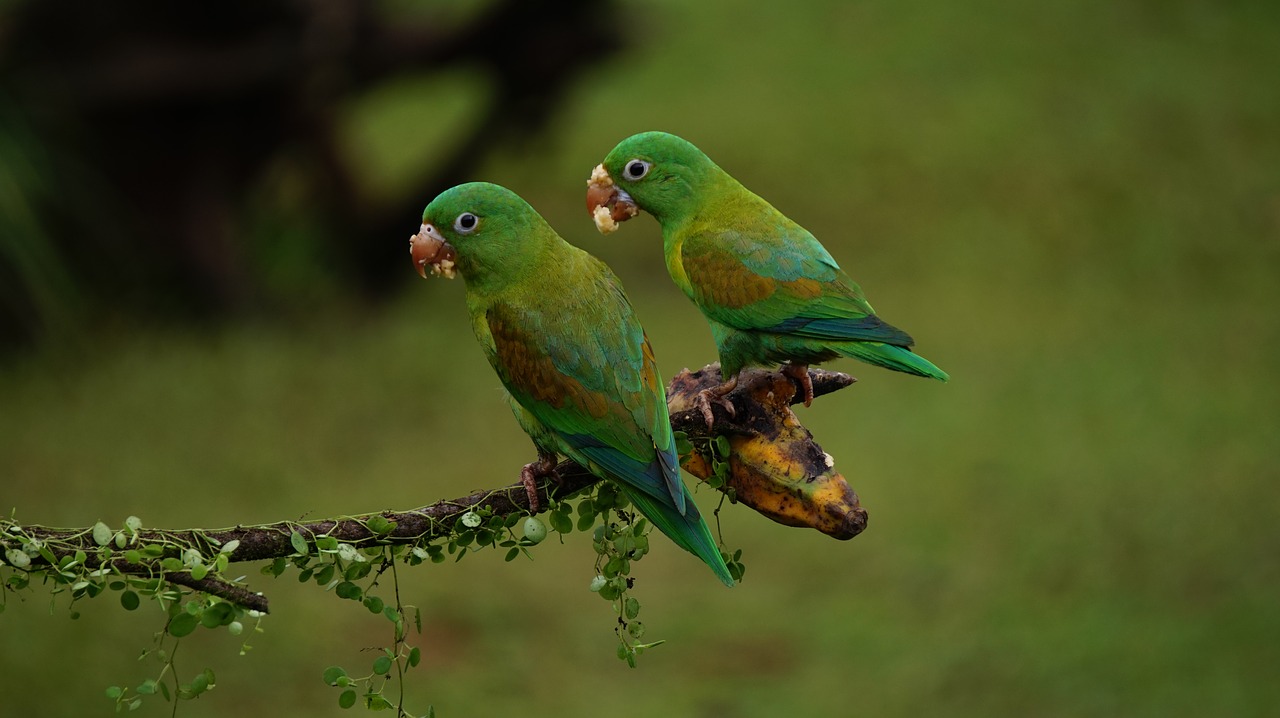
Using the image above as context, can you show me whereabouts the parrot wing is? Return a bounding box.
[483,283,685,515]
[680,219,916,348]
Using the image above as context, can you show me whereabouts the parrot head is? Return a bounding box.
[586,131,719,233]
[413,182,551,286]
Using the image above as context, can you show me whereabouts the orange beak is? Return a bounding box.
[409,223,457,279]
[585,164,638,234]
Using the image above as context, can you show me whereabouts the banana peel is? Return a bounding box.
[667,365,868,540]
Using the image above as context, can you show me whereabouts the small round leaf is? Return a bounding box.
[322,666,347,686]
[168,612,199,638]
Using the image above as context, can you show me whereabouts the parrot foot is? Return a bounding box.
[780,363,814,407]
[519,454,559,513]
[694,375,739,429]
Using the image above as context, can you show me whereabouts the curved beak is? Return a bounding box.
[409,223,457,279]
[585,164,639,235]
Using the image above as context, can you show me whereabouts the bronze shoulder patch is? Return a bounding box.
[487,308,610,419]
[685,246,776,309]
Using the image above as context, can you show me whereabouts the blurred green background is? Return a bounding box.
[3,0,1278,715]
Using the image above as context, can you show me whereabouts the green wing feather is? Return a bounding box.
[480,258,733,585]
[485,292,678,510]
[680,216,914,345]
[672,203,947,381]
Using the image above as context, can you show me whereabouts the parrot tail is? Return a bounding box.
[621,486,735,587]
[836,341,950,382]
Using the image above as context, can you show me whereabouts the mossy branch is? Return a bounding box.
[1,365,856,613]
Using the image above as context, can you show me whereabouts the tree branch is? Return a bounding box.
[1,364,859,611]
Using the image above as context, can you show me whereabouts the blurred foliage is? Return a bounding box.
[0,0,621,347]
[0,98,81,341]
[2,0,1279,716]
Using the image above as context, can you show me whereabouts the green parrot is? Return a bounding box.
[410,181,734,587]
[586,131,948,425]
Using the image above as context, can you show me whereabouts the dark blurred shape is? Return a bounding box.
[0,0,623,348]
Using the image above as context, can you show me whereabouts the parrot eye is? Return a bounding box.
[454,212,479,234]
[623,159,651,181]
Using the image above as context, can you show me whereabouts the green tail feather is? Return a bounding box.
[621,486,735,587]
[837,341,950,381]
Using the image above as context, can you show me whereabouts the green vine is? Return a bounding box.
[1,465,743,714]
[675,430,749,584]
[310,507,541,716]
[1,516,261,713]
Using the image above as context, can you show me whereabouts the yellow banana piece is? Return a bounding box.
[668,366,867,540]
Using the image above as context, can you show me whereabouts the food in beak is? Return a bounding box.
[585,164,638,234]
[410,224,457,279]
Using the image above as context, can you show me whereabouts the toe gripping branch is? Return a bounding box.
[667,364,868,541]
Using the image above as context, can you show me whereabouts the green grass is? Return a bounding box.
[3,0,1279,715]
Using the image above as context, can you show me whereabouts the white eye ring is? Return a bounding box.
[454,212,479,234]
[623,159,651,181]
